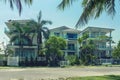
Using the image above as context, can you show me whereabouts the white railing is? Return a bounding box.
[99,59,113,64]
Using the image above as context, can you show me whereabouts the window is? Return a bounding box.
[68,52,75,55]
[67,33,77,39]
[14,38,32,46]
[101,50,106,58]
[100,32,106,36]
[91,32,99,38]
[54,32,60,36]
[68,44,75,50]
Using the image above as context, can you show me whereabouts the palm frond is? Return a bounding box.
[3,0,33,15]
[58,0,116,28]
[37,11,42,24]
[58,0,77,10]
[105,0,115,17]
[41,20,52,26]
[75,0,96,28]
[75,0,116,28]
[26,20,38,28]
[41,27,50,39]
[24,0,33,5]
[10,35,18,43]
[10,34,32,45]
[12,22,23,33]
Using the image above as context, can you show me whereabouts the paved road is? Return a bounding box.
[0,67,120,80]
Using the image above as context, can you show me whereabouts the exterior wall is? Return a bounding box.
[5,20,115,64]
[5,20,38,60]
[80,27,114,60]
[50,27,80,57]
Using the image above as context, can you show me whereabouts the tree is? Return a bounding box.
[9,21,32,57]
[4,47,14,58]
[78,33,89,46]
[78,34,96,65]
[2,0,116,27]
[58,0,116,28]
[112,41,120,59]
[80,44,96,65]
[26,11,52,56]
[3,0,33,15]
[45,36,66,66]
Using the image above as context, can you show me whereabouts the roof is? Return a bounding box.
[5,19,31,30]
[82,26,115,33]
[50,26,80,33]
[50,26,70,31]
[63,28,80,33]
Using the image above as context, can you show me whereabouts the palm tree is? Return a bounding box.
[3,0,33,15]
[27,11,52,56]
[9,21,32,57]
[58,0,116,28]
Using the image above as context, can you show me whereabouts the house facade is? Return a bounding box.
[80,27,115,64]
[5,20,38,62]
[4,20,115,65]
[50,26,80,57]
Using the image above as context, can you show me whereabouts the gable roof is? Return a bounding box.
[5,19,31,30]
[50,26,70,31]
[82,26,115,33]
[50,26,80,33]
[63,28,80,33]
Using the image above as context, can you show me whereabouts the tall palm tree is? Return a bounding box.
[9,21,32,57]
[27,11,52,56]
[58,0,116,28]
[4,0,33,15]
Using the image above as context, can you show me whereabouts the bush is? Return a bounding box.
[66,55,80,65]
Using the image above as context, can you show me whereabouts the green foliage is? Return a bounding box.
[78,33,89,45]
[58,0,116,27]
[78,33,97,65]
[5,48,14,57]
[58,0,77,10]
[0,54,5,59]
[66,55,80,65]
[45,36,66,66]
[4,0,33,15]
[9,21,32,46]
[68,75,120,80]
[27,11,52,55]
[117,41,120,47]
[112,41,120,59]
[82,33,89,40]
[80,43,96,65]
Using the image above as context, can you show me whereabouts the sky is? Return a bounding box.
[0,0,120,46]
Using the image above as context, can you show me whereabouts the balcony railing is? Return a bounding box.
[7,44,37,48]
[67,38,77,40]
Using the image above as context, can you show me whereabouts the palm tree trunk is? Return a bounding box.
[37,31,42,56]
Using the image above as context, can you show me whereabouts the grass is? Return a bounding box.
[10,75,120,80]
[67,75,120,80]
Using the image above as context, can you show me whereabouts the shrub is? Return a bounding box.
[66,55,80,65]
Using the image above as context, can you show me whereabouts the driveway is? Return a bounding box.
[0,66,120,80]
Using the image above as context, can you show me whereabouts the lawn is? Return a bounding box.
[66,75,120,80]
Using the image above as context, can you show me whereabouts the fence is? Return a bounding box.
[60,61,69,67]
[99,59,113,64]
[7,57,19,66]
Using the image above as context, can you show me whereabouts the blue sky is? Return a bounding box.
[0,0,120,45]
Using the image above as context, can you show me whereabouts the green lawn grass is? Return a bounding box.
[66,75,120,80]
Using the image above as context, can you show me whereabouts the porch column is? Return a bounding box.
[109,30,112,57]
[89,31,91,38]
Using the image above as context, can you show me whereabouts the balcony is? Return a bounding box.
[7,44,37,48]
[66,33,77,40]
[67,44,76,51]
